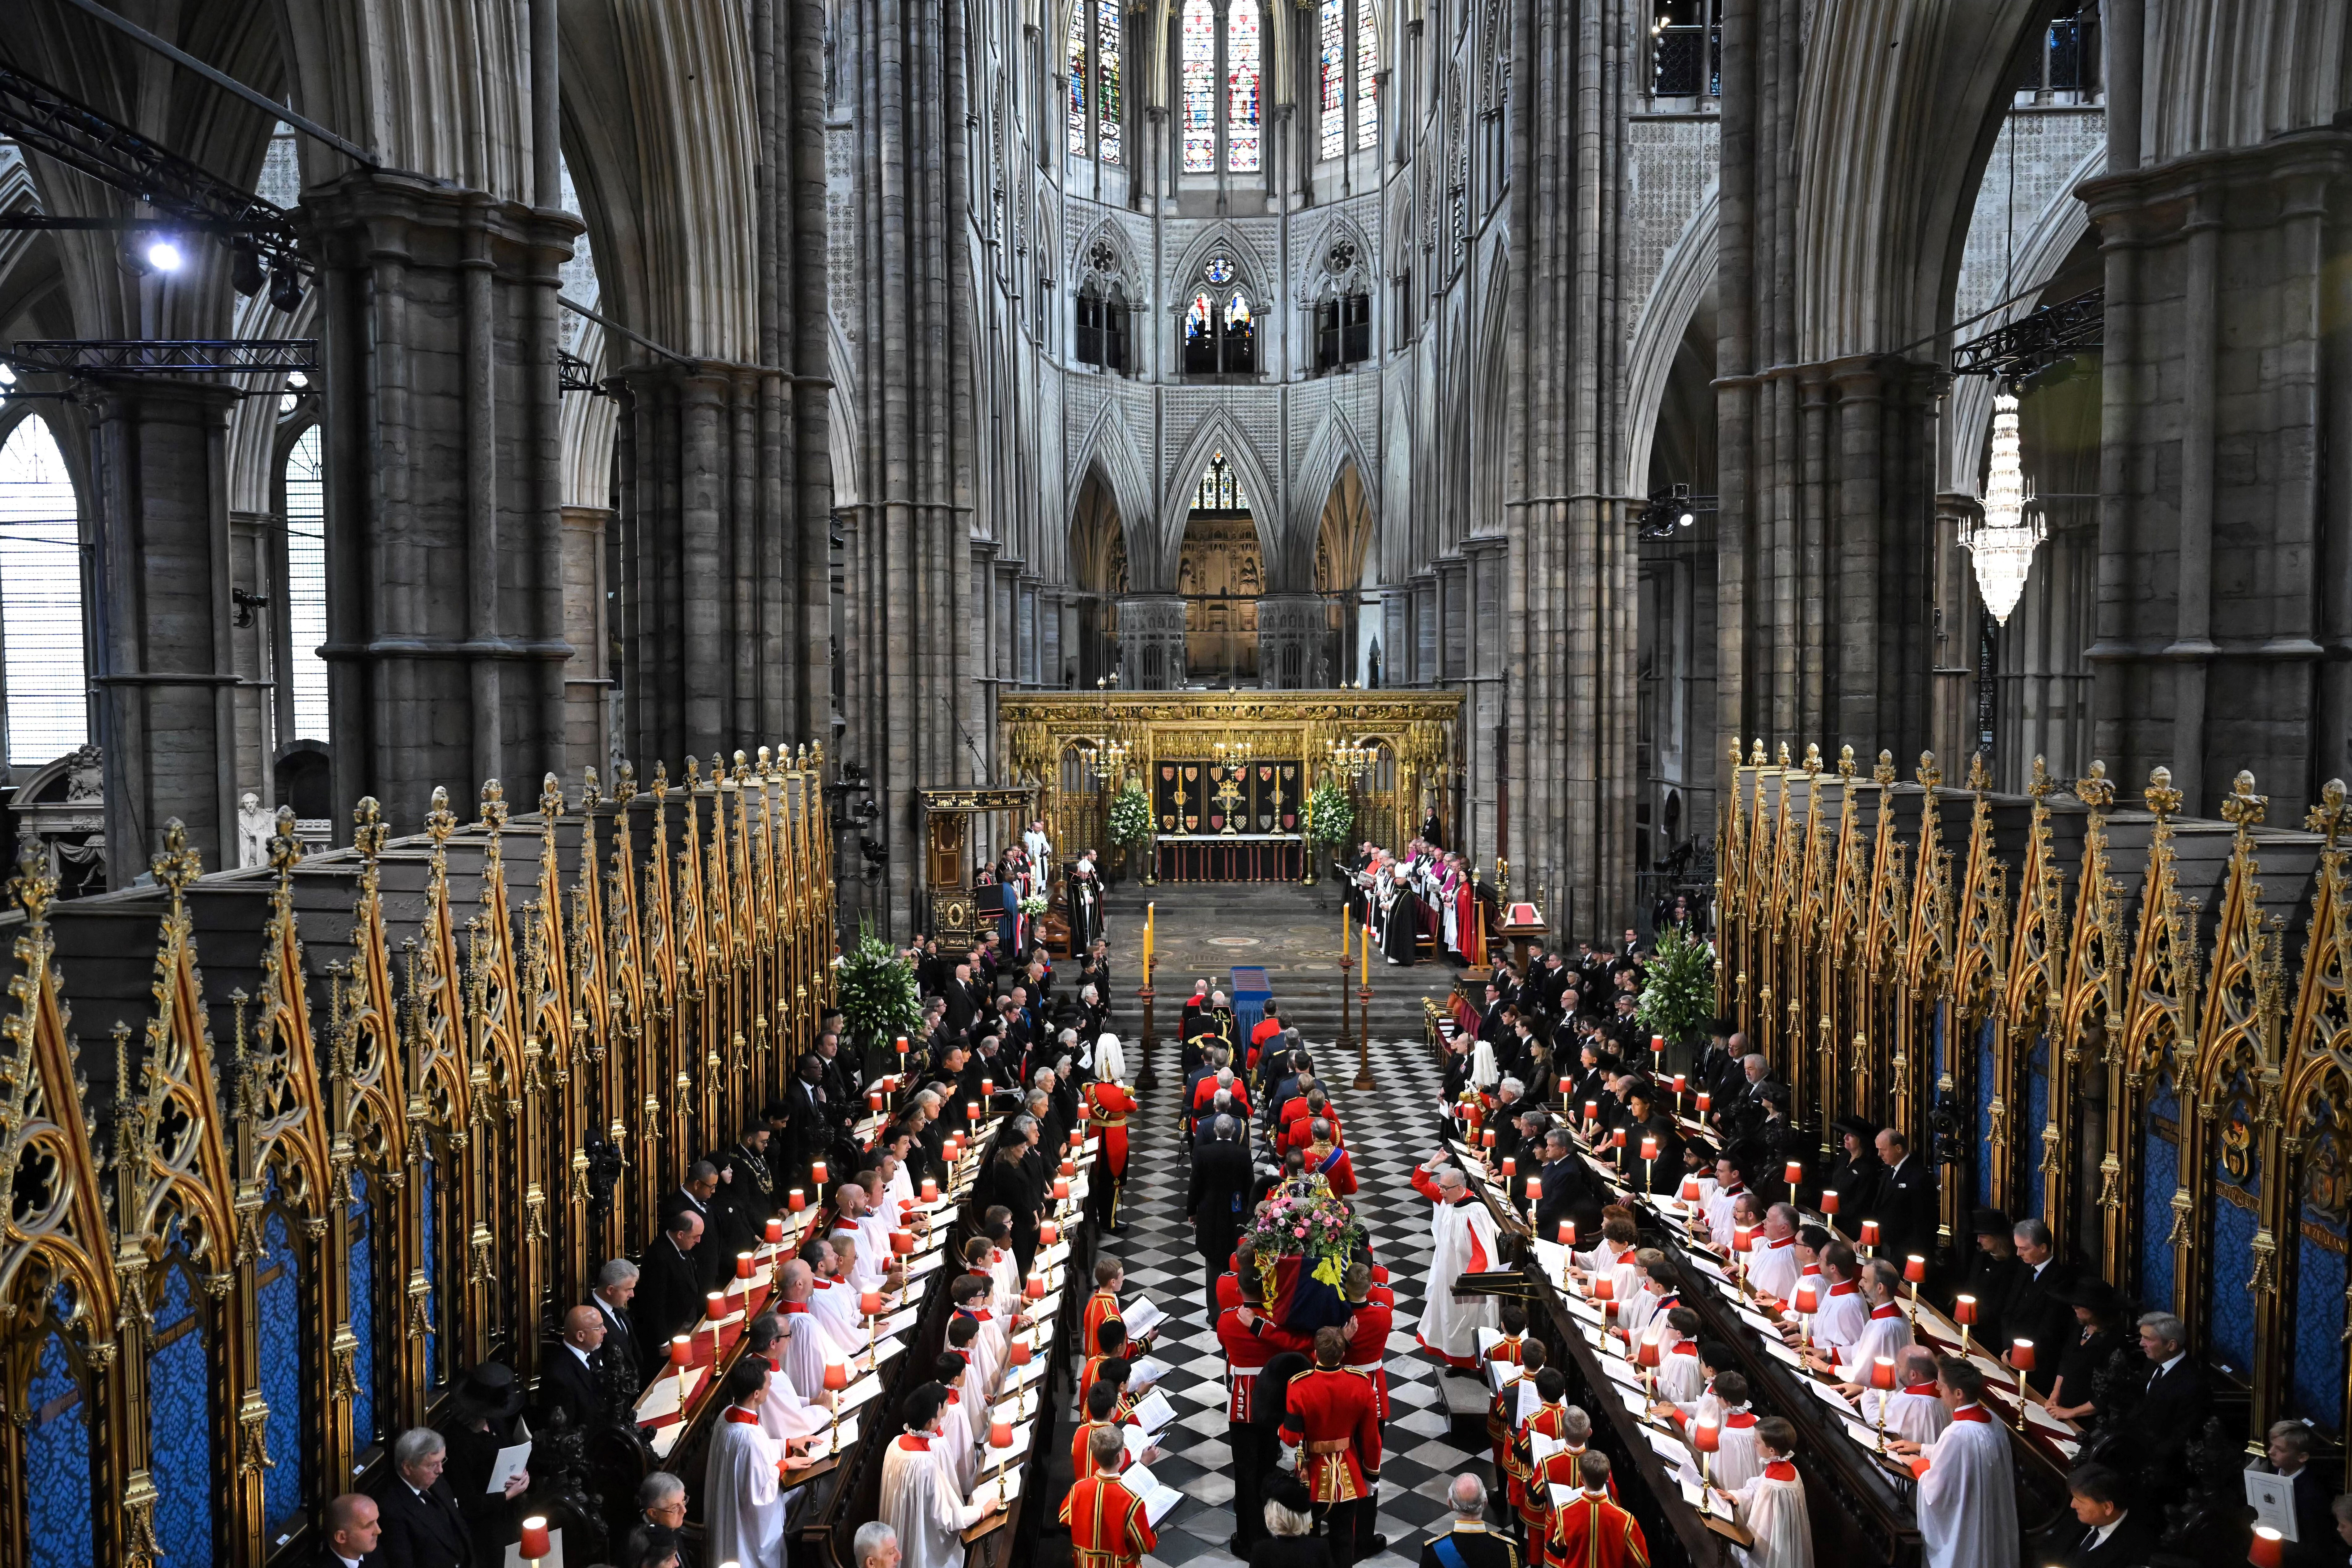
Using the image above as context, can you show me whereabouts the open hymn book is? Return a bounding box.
[1115,1463,1187,1526]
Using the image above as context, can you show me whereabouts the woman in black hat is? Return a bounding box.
[2043,1277,2124,1423]
[435,1361,533,1558]
[1822,1117,1883,1241]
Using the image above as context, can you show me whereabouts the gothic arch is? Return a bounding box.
[1623,183,1718,498]
[1068,404,1159,584]
[1294,215,1376,307]
[1167,222,1272,310]
[1156,409,1281,590]
[1289,410,1372,588]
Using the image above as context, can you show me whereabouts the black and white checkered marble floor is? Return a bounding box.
[1065,1035,1492,1568]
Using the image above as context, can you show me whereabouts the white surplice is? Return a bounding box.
[1811,1282,1869,1352]
[879,1430,987,1568]
[1834,1305,1916,1381]
[1703,1186,1748,1247]
[1414,1183,1501,1361]
[1881,1387,1950,1445]
[1745,1236,1801,1302]
[1914,1409,2018,1568]
[809,1274,867,1351]
[706,1410,788,1568]
[758,1353,832,1441]
[938,1384,979,1489]
[776,1305,839,1400]
[1729,1465,1814,1568]
[1711,1409,1764,1492]
[1656,1344,1707,1405]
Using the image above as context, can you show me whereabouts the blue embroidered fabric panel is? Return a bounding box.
[2293,1225,2347,1428]
[1973,1017,1997,1208]
[2140,1077,2179,1313]
[350,1168,378,1450]
[150,1265,216,1567]
[2209,1073,2260,1374]
[25,1326,91,1568]
[259,1209,307,1536]
[2022,1037,2050,1220]
[420,1151,440,1381]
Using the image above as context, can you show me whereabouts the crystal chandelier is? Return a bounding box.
[1965,391,2043,624]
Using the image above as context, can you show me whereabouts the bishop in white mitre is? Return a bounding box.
[1409,1157,1501,1365]
[1911,1369,2018,1568]
[880,1385,998,1568]
[706,1360,801,1568]
[1725,1422,1813,1568]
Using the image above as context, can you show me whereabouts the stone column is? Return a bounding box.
[560,504,613,777]
[1254,593,1325,689]
[87,379,244,882]
[1115,594,1189,688]
[303,170,582,835]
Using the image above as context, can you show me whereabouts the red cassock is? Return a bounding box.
[1278,1365,1382,1506]
[1061,1473,1157,1568]
[1086,1081,1137,1174]
[1070,1417,1135,1482]
[1546,1492,1648,1568]
[1084,1289,1125,1356]
[1339,1297,1394,1418]
[1529,1447,1619,1566]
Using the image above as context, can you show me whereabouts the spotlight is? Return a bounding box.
[268,261,306,315]
[230,236,265,297]
[1678,511,1695,529]
[145,237,184,272]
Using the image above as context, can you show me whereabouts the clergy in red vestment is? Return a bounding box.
[1545,1451,1648,1568]
[1061,1427,1158,1568]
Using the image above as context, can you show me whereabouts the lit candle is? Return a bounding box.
[1482,1128,1497,1149]
[1561,1220,1576,1246]
[1954,1294,1977,1324]
[1593,1276,1613,1302]
[1584,1100,1598,1126]
[896,1035,909,1056]
[1696,1092,1711,1116]
[870,1089,884,1114]
[1820,1188,1839,1215]
[788,1188,806,1212]
[824,1361,851,1395]
[990,1417,1014,1451]
[1343,905,1352,960]
[520,1517,552,1563]
[1792,1278,1819,1315]
[861,1289,883,1318]
[670,1334,692,1368]
[736,1251,755,1281]
[1611,1126,1627,1150]
[966,1101,980,1124]
[1650,1034,1663,1056]
[1692,1417,1719,1453]
[1903,1254,1927,1286]
[1060,1159,1076,1178]
[1636,1336,1660,1370]
[2012,1338,2035,1372]
[1009,1337,1033,1366]
[811,1160,829,1187]
[764,1217,784,1244]
[2252,1528,2285,1568]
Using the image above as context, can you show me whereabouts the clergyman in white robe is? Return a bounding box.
[776,1304,840,1400]
[1729,1459,1813,1568]
[1745,1234,1801,1303]
[760,1352,832,1442]
[1882,1383,1951,1446]
[809,1273,867,1351]
[1811,1277,1869,1353]
[1913,1405,2018,1568]
[707,1405,789,1568]
[1410,1162,1501,1364]
[879,1422,990,1568]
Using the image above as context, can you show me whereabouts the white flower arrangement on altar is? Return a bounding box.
[1019,894,1048,917]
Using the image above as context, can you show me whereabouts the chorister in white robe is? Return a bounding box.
[885,1163,917,1215]
[1834,1304,1916,1383]
[1881,1386,1951,1445]
[831,1224,889,1292]
[958,1325,1002,1400]
[776,1307,839,1400]
[1811,1281,1869,1352]
[1703,1186,1748,1247]
[809,1274,867,1351]
[1711,1409,1765,1492]
[1656,1343,1707,1405]
[986,1248,1021,1311]
[1411,1175,1501,1364]
[1618,1285,1668,1346]
[706,1408,789,1568]
[879,1429,987,1568]
[1745,1236,1802,1303]
[758,1354,832,1441]
[938,1385,979,1489]
[1913,1408,2019,1568]
[1729,1462,1814,1568]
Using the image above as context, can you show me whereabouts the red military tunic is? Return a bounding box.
[1080,1353,1123,1411]
[1284,1112,1347,1153]
[1085,1081,1137,1175]
[1529,1447,1618,1568]
[1304,1141,1358,1195]
[1338,1295,1394,1418]
[1191,1077,1253,1116]
[1278,1364,1382,1506]
[1510,1401,1575,1530]
[1546,1489,1648,1568]
[1070,1415,1137,1481]
[1084,1288,1125,1356]
[1483,1333,1527,1470]
[1060,1473,1157,1568]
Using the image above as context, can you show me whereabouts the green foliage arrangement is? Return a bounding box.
[1108,779,1155,847]
[834,918,923,1051]
[1634,926,1718,1048]
[1304,777,1354,847]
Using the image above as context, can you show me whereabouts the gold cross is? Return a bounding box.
[1213,771,1244,834]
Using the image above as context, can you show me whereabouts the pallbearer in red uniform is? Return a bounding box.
[1337,1263,1393,1418]
[1279,1326,1385,1568]
[1545,1451,1648,1568]
[1060,1427,1158,1568]
[1083,1037,1137,1230]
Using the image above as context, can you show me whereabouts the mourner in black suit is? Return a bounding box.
[540,1306,608,1431]
[1960,1208,2022,1356]
[1865,1128,1939,1265]
[1189,1118,1255,1322]
[587,1260,644,1388]
[2133,1312,2211,1489]
[318,1492,385,1568]
[1998,1217,2078,1393]
[631,1209,707,1375]
[375,1428,481,1568]
[2056,1464,2160,1568]
[434,1364,532,1561]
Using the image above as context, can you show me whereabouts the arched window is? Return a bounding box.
[1181,254,1257,376]
[1317,0,1380,160]
[1193,451,1248,512]
[1355,0,1379,149]
[1312,237,1372,370]
[1181,0,1216,172]
[1076,280,1131,372]
[282,425,330,741]
[1319,0,1347,160]
[1068,0,1124,163]
[1225,2,1261,172]
[0,415,87,768]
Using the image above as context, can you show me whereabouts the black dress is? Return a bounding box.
[1250,1535,1336,1568]
[2049,1324,2116,1417]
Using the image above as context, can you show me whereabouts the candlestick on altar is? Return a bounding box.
[823,1359,851,1449]
[1785,1159,1803,1208]
[1869,1355,1897,1452]
[1954,1293,1977,1356]
[1791,1277,1819,1349]
[671,1334,692,1412]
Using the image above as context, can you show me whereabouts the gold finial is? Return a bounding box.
[1730,739,1746,771]
[2220,770,2266,831]
[2073,759,2114,810]
[684,756,701,786]
[1748,739,1767,767]
[2306,779,2347,846]
[581,767,602,812]
[2027,756,2054,801]
[615,762,638,806]
[6,836,58,924]
[539,773,564,820]
[810,740,825,771]
[480,779,508,830]
[354,796,388,858]
[425,786,457,844]
[268,806,304,875]
[1776,742,1792,768]
[652,759,670,799]
[711,753,728,787]
[1915,751,1942,789]
[1801,743,1822,775]
[152,819,203,898]
[2144,766,2183,819]
[1874,750,1897,786]
[734,749,750,780]
[758,745,774,779]
[1837,744,1857,780]
[1966,752,1992,792]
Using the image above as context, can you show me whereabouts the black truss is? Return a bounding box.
[0,60,306,274]
[558,349,607,396]
[5,339,317,376]
[1951,288,2104,381]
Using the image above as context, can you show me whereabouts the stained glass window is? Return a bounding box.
[349,1169,378,1451]
[1226,2,1261,172]
[1319,0,1346,160]
[150,1264,216,1568]
[1193,451,1248,512]
[1095,0,1122,164]
[284,424,330,741]
[1205,254,1234,285]
[1355,0,1379,149]
[1067,3,1088,156]
[1181,0,1215,171]
[25,1328,91,1568]
[0,415,87,767]
[259,1208,308,1538]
